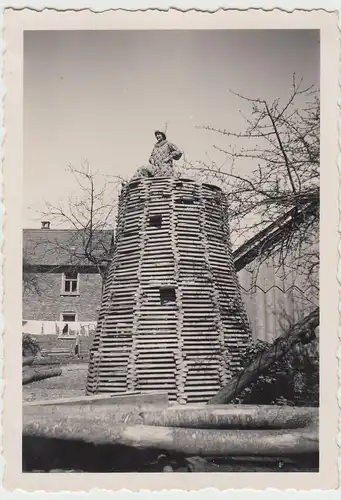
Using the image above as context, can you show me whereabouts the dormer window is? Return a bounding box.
[61,270,79,295]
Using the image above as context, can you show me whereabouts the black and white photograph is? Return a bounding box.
[2,7,339,492]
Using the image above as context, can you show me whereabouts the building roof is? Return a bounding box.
[23,228,114,267]
[232,202,318,272]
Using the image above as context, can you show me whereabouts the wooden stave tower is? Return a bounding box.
[86,177,251,403]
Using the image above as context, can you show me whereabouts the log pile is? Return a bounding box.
[87,177,251,402]
[23,404,318,459]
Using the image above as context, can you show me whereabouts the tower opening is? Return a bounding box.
[149,214,162,227]
[159,286,176,304]
[128,180,140,190]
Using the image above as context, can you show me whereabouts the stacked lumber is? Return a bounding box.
[87,177,251,402]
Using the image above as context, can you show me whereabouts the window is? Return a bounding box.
[62,271,79,295]
[160,286,176,304]
[61,313,76,322]
[60,312,77,335]
[149,214,162,227]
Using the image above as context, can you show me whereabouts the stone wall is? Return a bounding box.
[23,272,103,322]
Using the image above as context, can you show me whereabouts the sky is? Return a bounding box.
[24,29,319,229]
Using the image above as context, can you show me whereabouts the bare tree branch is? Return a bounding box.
[181,77,319,300]
[25,163,119,289]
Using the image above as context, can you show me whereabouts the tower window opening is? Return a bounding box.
[149,214,162,227]
[129,181,140,190]
[177,197,194,205]
[159,286,176,304]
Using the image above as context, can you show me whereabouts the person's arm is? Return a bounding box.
[168,142,182,161]
[149,146,156,165]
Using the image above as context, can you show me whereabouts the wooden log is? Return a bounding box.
[22,356,35,366]
[137,406,318,430]
[23,418,317,456]
[208,308,319,405]
[183,391,219,398]
[22,367,62,385]
[31,357,61,366]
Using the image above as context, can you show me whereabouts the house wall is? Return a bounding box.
[238,256,318,343]
[23,271,103,322]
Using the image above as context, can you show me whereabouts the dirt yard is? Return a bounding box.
[23,362,88,402]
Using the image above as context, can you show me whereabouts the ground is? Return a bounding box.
[23,362,88,402]
[23,360,318,473]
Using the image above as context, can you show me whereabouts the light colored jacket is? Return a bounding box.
[149,140,182,167]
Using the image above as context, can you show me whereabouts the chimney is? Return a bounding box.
[41,221,51,229]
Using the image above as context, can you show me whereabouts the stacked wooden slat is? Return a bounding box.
[87,180,143,394]
[87,177,251,402]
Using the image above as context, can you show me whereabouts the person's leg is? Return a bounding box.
[155,163,174,177]
[132,165,153,179]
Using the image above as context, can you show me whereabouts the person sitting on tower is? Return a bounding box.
[132,130,182,179]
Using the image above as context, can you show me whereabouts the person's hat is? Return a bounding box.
[154,130,166,140]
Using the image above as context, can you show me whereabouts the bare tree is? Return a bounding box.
[23,254,42,295]
[178,77,320,405]
[26,163,122,288]
[182,76,319,299]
